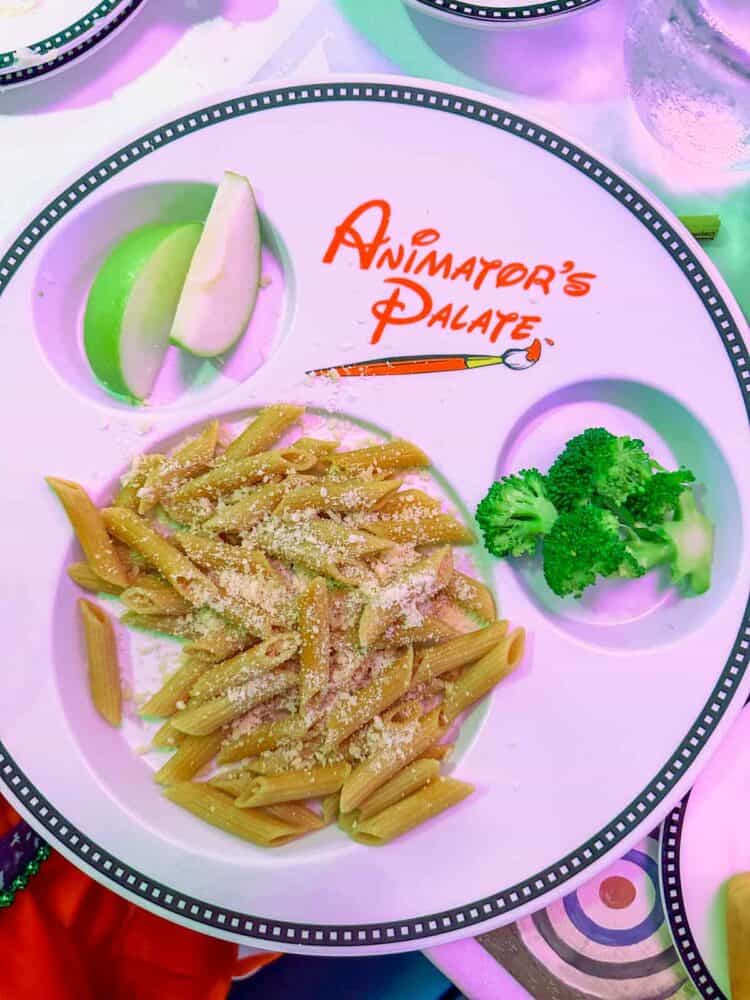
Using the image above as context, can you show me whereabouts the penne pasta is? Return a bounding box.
[373,618,458,651]
[446,572,497,622]
[235,762,351,808]
[266,802,326,832]
[202,482,288,534]
[102,508,221,607]
[441,629,525,724]
[175,533,264,575]
[208,772,249,797]
[102,508,270,637]
[322,792,341,825]
[420,742,454,763]
[151,718,185,749]
[339,707,442,813]
[79,599,122,726]
[223,404,304,462]
[67,561,125,596]
[293,437,339,458]
[48,478,130,588]
[352,777,473,845]
[140,656,212,718]
[170,448,316,509]
[358,548,453,647]
[217,713,309,764]
[251,517,363,585]
[121,610,202,640]
[54,410,528,850]
[172,667,299,736]
[415,620,509,682]
[299,578,330,708]
[163,783,299,846]
[325,648,413,747]
[189,634,299,704]
[121,576,192,616]
[184,625,251,664]
[356,758,440,821]
[366,514,474,546]
[139,421,219,514]
[373,488,442,516]
[277,479,400,515]
[154,731,225,785]
[114,455,164,510]
[332,440,430,477]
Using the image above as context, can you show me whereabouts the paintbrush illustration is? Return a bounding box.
[308,341,542,377]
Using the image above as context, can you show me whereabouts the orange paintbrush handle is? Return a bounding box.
[310,357,468,377]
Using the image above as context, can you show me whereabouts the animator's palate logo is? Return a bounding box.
[310,198,598,379]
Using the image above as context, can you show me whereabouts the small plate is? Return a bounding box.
[661,705,750,998]
[402,0,603,27]
[0,0,146,88]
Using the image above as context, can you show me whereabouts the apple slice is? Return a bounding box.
[169,171,262,357]
[84,222,202,402]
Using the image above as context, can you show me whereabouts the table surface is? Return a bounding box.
[1,2,746,997]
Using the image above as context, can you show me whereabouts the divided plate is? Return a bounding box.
[0,77,748,955]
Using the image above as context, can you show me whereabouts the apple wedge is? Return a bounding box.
[83,222,202,402]
[169,171,262,357]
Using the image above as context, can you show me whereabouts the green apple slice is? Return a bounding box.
[84,222,203,402]
[169,171,262,357]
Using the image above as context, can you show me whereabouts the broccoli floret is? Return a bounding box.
[626,468,696,523]
[542,506,629,598]
[547,428,655,511]
[659,489,714,595]
[542,506,675,598]
[476,470,558,558]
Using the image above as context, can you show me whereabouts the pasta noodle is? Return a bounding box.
[441,629,525,725]
[163,783,299,846]
[52,405,526,848]
[352,777,473,845]
[79,599,122,726]
[49,478,129,588]
[298,578,330,708]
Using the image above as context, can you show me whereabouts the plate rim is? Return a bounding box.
[660,793,727,999]
[405,0,603,24]
[1,74,749,954]
[0,0,145,87]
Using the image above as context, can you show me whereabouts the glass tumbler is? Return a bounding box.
[625,0,750,168]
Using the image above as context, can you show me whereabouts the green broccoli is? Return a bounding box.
[658,489,714,595]
[542,506,627,597]
[475,470,558,558]
[475,426,714,599]
[626,469,696,523]
[542,505,670,598]
[546,428,655,510]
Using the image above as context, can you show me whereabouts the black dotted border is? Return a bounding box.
[410,0,602,23]
[1,82,748,947]
[0,0,143,85]
[661,795,726,999]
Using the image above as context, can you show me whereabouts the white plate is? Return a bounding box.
[0,76,749,956]
[661,705,750,998]
[0,0,145,88]
[403,0,603,26]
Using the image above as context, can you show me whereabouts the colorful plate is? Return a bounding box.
[0,0,146,88]
[0,77,749,955]
[403,0,603,26]
[661,705,750,998]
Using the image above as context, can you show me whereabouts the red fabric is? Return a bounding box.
[0,798,278,999]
